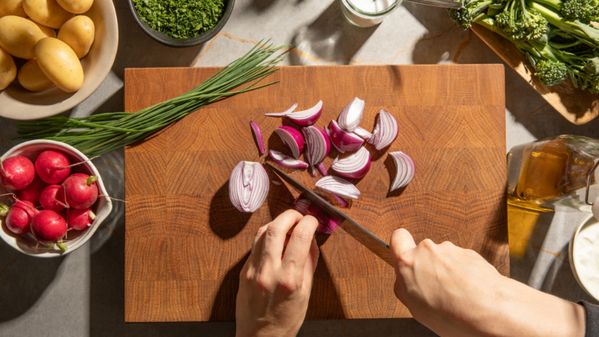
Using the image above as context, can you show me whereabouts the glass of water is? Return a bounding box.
[340,0,401,27]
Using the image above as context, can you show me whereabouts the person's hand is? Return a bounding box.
[235,210,319,337]
[391,228,585,337]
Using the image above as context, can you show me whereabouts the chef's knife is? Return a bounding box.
[266,163,395,267]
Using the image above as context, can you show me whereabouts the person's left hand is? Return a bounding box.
[235,209,320,337]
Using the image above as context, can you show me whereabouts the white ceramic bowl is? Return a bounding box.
[0,140,113,257]
[569,214,599,301]
[0,0,119,120]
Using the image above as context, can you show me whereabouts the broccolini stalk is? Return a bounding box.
[495,0,549,41]
[534,0,599,23]
[530,1,599,47]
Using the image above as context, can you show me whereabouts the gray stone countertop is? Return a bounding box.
[1,0,598,336]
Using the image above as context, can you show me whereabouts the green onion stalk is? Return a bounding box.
[18,41,287,157]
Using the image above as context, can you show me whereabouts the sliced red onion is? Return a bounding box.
[315,175,360,200]
[389,151,415,191]
[294,197,341,234]
[338,97,365,132]
[317,162,328,176]
[268,150,309,170]
[229,161,269,213]
[274,126,304,159]
[287,100,323,126]
[265,103,298,117]
[265,101,323,126]
[331,147,371,179]
[328,120,364,153]
[354,127,373,140]
[303,126,330,169]
[249,121,266,156]
[369,109,398,150]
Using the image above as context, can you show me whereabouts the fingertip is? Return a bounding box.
[391,228,416,258]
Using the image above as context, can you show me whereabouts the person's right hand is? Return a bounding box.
[390,228,586,337]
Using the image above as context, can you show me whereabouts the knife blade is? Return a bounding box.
[266,163,396,267]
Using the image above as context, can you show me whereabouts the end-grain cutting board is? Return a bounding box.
[124,65,508,322]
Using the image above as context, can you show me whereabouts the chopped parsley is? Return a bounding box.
[132,0,225,40]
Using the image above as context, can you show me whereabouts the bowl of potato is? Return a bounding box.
[0,0,118,120]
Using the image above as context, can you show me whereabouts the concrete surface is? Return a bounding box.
[0,0,598,336]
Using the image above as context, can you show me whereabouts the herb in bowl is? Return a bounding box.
[132,0,225,40]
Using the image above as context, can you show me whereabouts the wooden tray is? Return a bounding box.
[124,65,509,322]
[472,25,599,125]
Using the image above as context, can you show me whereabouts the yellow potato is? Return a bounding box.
[35,37,83,93]
[0,48,17,90]
[36,23,57,38]
[58,15,94,58]
[23,0,71,29]
[0,0,27,17]
[18,60,53,92]
[56,0,93,14]
[0,16,47,59]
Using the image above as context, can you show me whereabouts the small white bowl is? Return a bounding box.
[569,214,599,301]
[0,140,113,257]
[0,0,119,120]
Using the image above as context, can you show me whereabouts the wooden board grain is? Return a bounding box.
[124,65,508,322]
[471,25,599,125]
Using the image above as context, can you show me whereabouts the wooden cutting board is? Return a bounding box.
[124,65,508,322]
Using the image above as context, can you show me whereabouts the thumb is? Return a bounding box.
[390,228,416,263]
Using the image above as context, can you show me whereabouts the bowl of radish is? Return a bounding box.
[0,140,112,257]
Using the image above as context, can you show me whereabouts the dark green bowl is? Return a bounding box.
[127,0,235,47]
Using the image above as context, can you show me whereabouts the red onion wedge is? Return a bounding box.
[249,121,266,156]
[268,150,309,170]
[294,197,341,234]
[354,127,373,140]
[229,161,269,213]
[265,103,298,117]
[315,175,360,200]
[338,97,365,132]
[389,151,415,192]
[274,126,304,159]
[303,126,331,171]
[369,109,398,150]
[328,120,364,153]
[265,101,323,126]
[331,147,371,179]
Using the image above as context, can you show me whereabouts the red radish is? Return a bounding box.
[35,150,71,184]
[1,155,35,190]
[31,210,67,242]
[16,177,44,205]
[63,173,98,209]
[40,184,67,212]
[5,200,38,235]
[67,208,95,230]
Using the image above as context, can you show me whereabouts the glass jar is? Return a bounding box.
[507,135,599,257]
[340,0,401,27]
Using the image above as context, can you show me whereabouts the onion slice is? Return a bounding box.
[274,126,304,159]
[249,121,266,156]
[268,150,309,170]
[265,101,323,126]
[389,151,415,192]
[331,147,371,179]
[303,126,331,170]
[328,120,364,153]
[229,161,269,213]
[315,175,360,200]
[338,97,365,131]
[265,103,298,117]
[369,109,398,150]
[294,197,341,234]
[354,127,373,140]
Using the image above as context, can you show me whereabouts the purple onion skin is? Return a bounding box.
[328,120,364,153]
[276,126,305,157]
[294,197,341,234]
[333,159,371,179]
[319,127,331,157]
[249,121,266,156]
[288,102,323,127]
